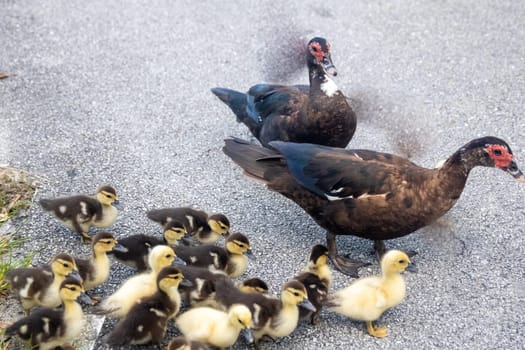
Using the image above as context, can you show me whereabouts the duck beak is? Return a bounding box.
[180,278,193,287]
[322,56,337,77]
[405,261,418,273]
[506,161,525,182]
[77,291,93,305]
[241,327,254,344]
[111,243,128,253]
[173,256,187,266]
[112,199,123,209]
[245,249,255,260]
[299,298,316,312]
[181,237,194,246]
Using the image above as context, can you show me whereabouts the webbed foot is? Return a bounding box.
[366,321,388,338]
[331,254,370,278]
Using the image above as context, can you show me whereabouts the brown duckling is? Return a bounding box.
[6,253,80,314]
[166,336,210,350]
[39,185,118,242]
[213,278,315,346]
[223,136,525,276]
[294,245,332,324]
[147,207,230,244]
[105,266,190,347]
[97,245,183,317]
[175,265,228,307]
[211,37,356,149]
[325,250,410,337]
[75,231,127,292]
[175,303,253,349]
[111,221,187,271]
[4,276,91,350]
[236,277,270,294]
[174,232,253,277]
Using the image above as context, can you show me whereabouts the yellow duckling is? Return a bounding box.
[39,185,118,242]
[6,253,80,314]
[75,231,127,292]
[325,249,410,337]
[166,336,210,350]
[105,266,190,347]
[4,276,91,350]
[97,245,182,317]
[176,303,253,349]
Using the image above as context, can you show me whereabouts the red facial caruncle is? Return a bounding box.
[309,42,325,63]
[486,144,513,168]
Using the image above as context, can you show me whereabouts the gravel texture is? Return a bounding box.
[1,0,525,349]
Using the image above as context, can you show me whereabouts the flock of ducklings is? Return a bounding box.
[1,183,411,350]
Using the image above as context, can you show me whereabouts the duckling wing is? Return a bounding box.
[174,245,229,271]
[5,307,64,343]
[6,267,53,299]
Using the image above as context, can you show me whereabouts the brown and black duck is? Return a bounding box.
[223,136,525,276]
[212,37,356,148]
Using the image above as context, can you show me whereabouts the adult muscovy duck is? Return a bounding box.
[212,37,356,148]
[223,136,524,276]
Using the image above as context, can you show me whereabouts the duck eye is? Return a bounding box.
[166,254,172,258]
[63,263,69,267]
[238,319,243,324]
[293,292,300,297]
[493,149,502,156]
[398,259,406,264]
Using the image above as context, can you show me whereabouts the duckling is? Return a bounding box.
[176,265,228,306]
[213,278,315,346]
[147,207,230,244]
[223,136,524,276]
[325,249,410,337]
[39,185,118,242]
[112,221,187,271]
[294,245,332,324]
[174,232,253,277]
[6,253,80,314]
[105,266,190,347]
[166,336,210,350]
[4,276,91,350]
[74,231,127,293]
[236,277,269,294]
[97,245,182,318]
[175,303,253,349]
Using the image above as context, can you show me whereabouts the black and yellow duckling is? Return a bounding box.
[223,136,525,276]
[175,265,228,307]
[97,245,183,318]
[6,253,80,314]
[4,276,91,350]
[213,278,315,346]
[105,266,190,347]
[147,207,230,244]
[325,250,410,338]
[236,277,270,294]
[75,231,127,293]
[174,232,253,278]
[294,244,332,324]
[112,221,187,271]
[166,336,210,350]
[39,185,118,242]
[175,303,253,350]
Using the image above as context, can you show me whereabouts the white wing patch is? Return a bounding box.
[80,201,88,216]
[19,277,34,298]
[185,215,195,230]
[149,308,167,318]
[59,205,67,214]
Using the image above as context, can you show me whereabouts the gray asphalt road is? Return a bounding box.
[1,1,525,349]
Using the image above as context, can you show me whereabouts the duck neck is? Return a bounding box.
[309,65,338,98]
[438,145,483,196]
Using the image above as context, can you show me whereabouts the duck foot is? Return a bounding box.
[326,231,369,277]
[80,232,92,243]
[366,321,388,338]
[88,294,102,305]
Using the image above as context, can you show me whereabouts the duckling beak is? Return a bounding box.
[506,162,525,182]
[405,261,418,273]
[77,291,93,305]
[173,256,187,266]
[111,243,128,253]
[322,56,337,77]
[68,270,82,281]
[180,278,193,287]
[299,298,316,312]
[245,249,255,260]
[241,327,254,344]
[181,237,194,246]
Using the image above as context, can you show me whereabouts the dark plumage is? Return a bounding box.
[175,265,228,306]
[167,336,210,350]
[223,136,525,276]
[147,207,230,244]
[105,266,187,347]
[212,37,356,148]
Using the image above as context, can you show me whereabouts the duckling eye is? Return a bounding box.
[398,259,406,264]
[63,263,69,268]
[105,194,112,198]
[293,292,300,297]
[166,254,173,259]
[69,286,77,291]
[238,319,243,325]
